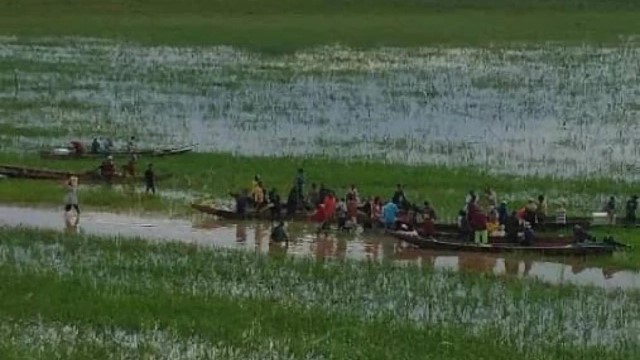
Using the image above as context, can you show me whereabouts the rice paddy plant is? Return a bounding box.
[0,227,638,359]
[1,38,640,179]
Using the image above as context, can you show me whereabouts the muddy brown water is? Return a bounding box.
[1,205,638,290]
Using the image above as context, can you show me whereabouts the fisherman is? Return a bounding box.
[268,188,282,221]
[625,195,638,225]
[270,221,289,244]
[64,175,80,226]
[382,200,399,230]
[90,138,101,154]
[70,140,85,155]
[603,196,616,225]
[144,163,156,194]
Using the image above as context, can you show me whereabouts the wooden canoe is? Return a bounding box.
[0,164,171,184]
[191,203,311,222]
[388,231,619,256]
[39,145,194,160]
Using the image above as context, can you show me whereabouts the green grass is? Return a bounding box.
[0,151,635,217]
[0,227,637,359]
[1,1,639,52]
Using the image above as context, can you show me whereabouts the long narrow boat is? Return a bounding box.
[191,203,311,222]
[39,145,194,160]
[388,231,619,256]
[0,164,171,184]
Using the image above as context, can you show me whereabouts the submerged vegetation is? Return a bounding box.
[0,227,638,359]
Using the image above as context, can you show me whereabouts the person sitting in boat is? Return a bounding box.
[497,201,508,225]
[486,209,500,236]
[382,200,399,230]
[294,168,305,204]
[70,140,85,155]
[422,201,437,222]
[573,225,593,243]
[268,188,282,221]
[270,221,289,243]
[90,138,101,154]
[492,224,506,238]
[371,197,383,228]
[521,223,535,246]
[505,211,521,243]
[234,189,250,216]
[419,214,436,238]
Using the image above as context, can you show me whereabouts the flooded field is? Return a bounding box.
[1,204,637,290]
[1,37,640,178]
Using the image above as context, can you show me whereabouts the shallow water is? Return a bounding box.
[0,205,637,290]
[2,38,640,178]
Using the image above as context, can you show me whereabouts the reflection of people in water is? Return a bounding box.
[235,224,247,243]
[335,237,347,259]
[504,258,520,276]
[458,254,496,274]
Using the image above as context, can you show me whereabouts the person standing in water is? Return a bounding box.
[144,163,156,195]
[64,176,80,226]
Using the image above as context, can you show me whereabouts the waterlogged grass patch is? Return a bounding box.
[1,38,640,178]
[0,228,638,359]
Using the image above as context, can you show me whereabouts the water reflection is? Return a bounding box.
[0,205,638,290]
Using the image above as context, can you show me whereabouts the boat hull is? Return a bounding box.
[191,204,310,222]
[388,231,617,256]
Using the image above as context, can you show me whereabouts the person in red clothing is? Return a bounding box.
[469,207,488,244]
[419,215,436,238]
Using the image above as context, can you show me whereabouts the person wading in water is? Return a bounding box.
[64,175,80,227]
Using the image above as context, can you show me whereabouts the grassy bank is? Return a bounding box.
[0,152,635,218]
[0,227,637,359]
[1,1,639,51]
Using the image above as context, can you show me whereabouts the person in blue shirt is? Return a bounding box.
[382,201,399,229]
